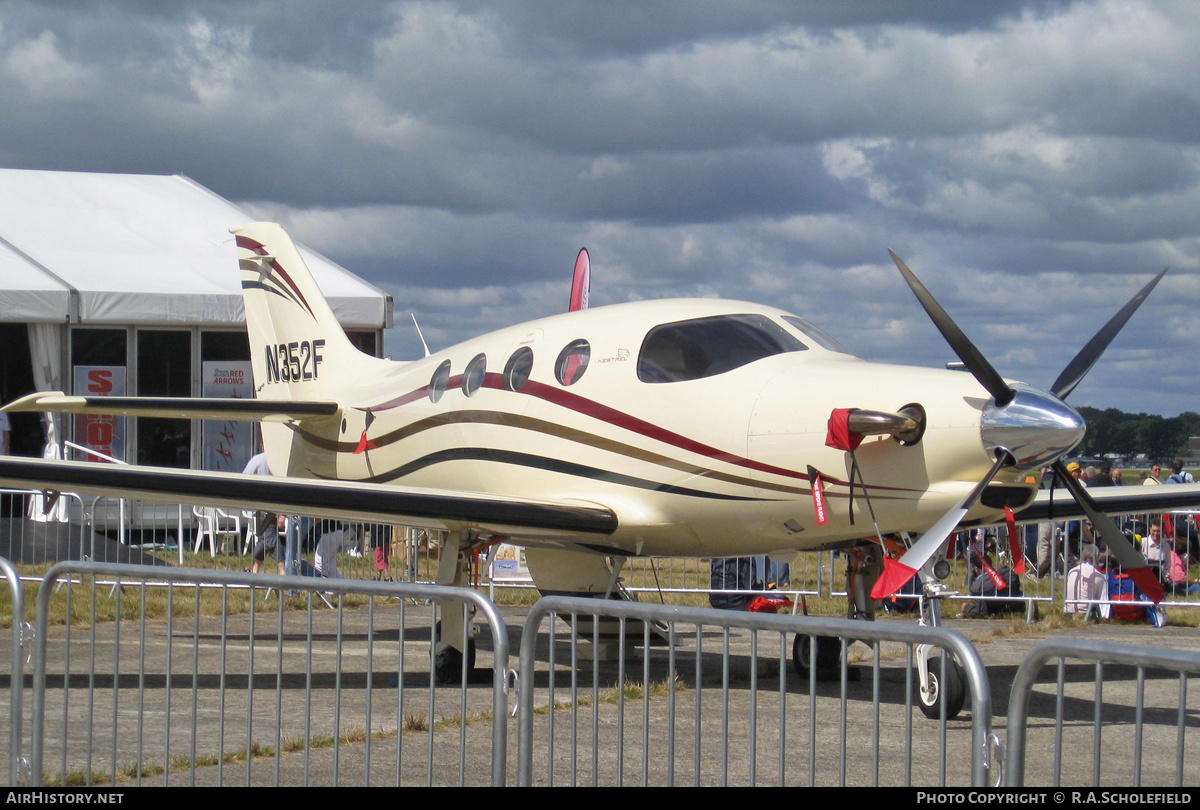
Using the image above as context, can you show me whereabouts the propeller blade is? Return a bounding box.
[871,452,1011,599]
[1050,269,1167,401]
[1051,460,1164,603]
[888,250,1015,407]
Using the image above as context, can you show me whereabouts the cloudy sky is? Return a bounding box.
[3,0,1199,415]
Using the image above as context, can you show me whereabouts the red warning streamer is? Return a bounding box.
[970,535,1008,590]
[808,466,829,525]
[1004,505,1026,575]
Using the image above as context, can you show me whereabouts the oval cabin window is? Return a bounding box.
[428,360,451,403]
[504,346,534,391]
[462,353,487,396]
[555,340,590,386]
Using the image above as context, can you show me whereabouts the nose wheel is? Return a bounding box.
[432,619,478,685]
[915,648,966,720]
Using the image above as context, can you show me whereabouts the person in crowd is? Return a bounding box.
[1090,461,1114,487]
[1144,462,1163,485]
[249,514,287,575]
[1112,468,1124,486]
[1066,461,1085,484]
[371,525,394,581]
[1141,518,1166,564]
[244,448,287,576]
[314,522,349,579]
[1164,529,1200,596]
[1166,459,1195,485]
[1064,545,1107,617]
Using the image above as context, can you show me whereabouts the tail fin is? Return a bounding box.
[233,222,377,402]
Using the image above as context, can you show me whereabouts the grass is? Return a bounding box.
[0,557,378,630]
[7,543,1197,633]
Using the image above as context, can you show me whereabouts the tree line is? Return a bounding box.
[1074,407,1200,461]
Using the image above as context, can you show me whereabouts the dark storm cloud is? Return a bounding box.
[1,0,1199,413]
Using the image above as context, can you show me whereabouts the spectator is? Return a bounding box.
[371,525,394,581]
[1064,545,1107,617]
[243,449,286,576]
[1141,518,1166,564]
[1165,530,1200,596]
[249,514,287,576]
[1166,459,1195,485]
[1066,461,1085,484]
[313,521,351,579]
[1090,461,1114,487]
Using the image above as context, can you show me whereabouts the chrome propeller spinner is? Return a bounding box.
[872,251,1167,602]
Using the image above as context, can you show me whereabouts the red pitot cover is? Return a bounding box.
[826,408,864,452]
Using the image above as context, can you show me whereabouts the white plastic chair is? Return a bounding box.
[242,510,260,554]
[192,506,242,556]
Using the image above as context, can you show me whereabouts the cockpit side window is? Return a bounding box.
[637,314,807,383]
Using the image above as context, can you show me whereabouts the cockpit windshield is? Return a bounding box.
[638,314,808,383]
[780,315,855,355]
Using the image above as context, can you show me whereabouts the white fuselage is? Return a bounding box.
[262,297,1031,559]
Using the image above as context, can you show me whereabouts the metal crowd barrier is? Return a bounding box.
[0,555,27,785]
[7,482,1200,621]
[516,595,993,786]
[8,560,1200,788]
[1004,638,1200,787]
[26,561,511,787]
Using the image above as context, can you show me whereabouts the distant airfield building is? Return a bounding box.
[0,169,392,476]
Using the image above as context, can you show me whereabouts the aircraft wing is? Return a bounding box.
[1010,483,1200,525]
[0,457,618,541]
[2,392,339,423]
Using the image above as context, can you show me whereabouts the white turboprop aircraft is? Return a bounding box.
[3,223,1197,715]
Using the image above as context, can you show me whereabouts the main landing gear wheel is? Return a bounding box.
[433,620,477,685]
[793,634,854,682]
[917,653,966,720]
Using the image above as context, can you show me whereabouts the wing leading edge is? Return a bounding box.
[0,457,618,541]
[993,483,1200,526]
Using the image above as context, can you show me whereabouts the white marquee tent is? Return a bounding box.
[0,169,392,476]
[0,169,390,327]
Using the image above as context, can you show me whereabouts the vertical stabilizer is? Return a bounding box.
[233,222,370,402]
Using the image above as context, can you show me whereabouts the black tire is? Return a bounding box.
[433,620,477,684]
[917,653,966,720]
[792,633,841,680]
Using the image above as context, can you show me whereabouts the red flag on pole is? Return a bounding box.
[569,248,590,312]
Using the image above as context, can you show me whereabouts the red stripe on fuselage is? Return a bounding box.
[357,371,861,487]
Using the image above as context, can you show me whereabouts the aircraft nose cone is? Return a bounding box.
[980,383,1085,469]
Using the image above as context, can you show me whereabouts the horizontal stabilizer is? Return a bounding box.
[3,392,339,423]
[0,457,618,539]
